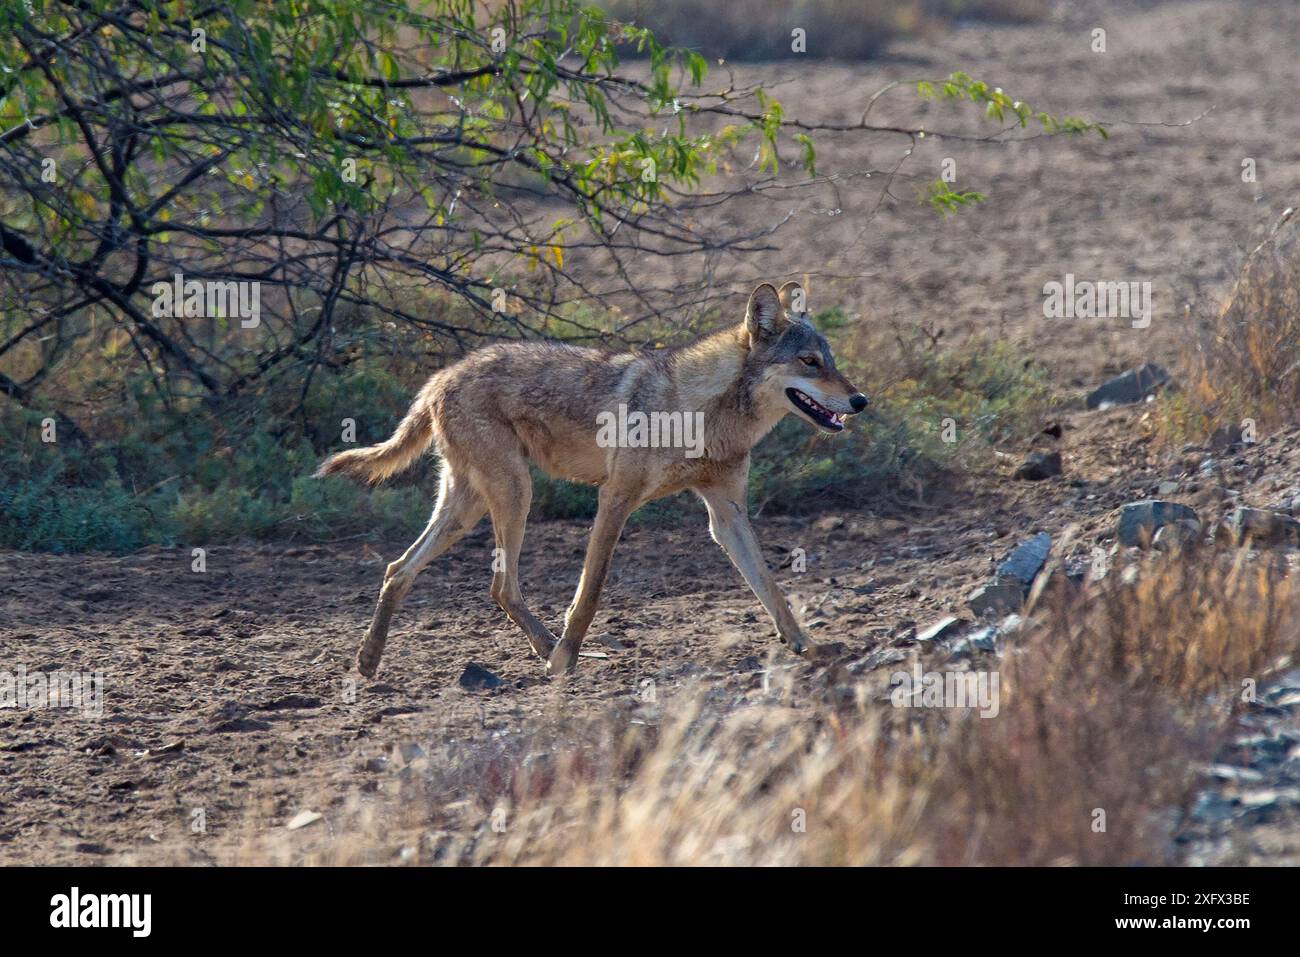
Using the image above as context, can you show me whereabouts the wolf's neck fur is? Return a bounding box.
[667,325,786,464]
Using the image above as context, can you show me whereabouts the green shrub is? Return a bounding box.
[0,322,1051,552]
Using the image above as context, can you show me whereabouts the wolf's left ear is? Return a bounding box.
[777,281,807,315]
[745,283,785,342]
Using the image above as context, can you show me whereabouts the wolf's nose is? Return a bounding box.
[849,393,869,413]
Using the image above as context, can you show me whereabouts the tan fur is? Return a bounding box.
[317,282,868,677]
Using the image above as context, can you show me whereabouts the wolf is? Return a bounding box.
[316,282,869,677]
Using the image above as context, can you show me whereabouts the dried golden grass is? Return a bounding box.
[178,550,1295,867]
[1166,210,1300,441]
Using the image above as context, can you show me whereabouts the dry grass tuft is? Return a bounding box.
[1166,210,1300,441]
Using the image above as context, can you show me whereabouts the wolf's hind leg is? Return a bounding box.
[356,466,484,677]
[480,459,559,661]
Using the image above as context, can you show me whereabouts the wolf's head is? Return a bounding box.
[743,282,868,433]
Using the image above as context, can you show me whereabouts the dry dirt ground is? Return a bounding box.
[3,405,1300,864]
[626,0,1300,389]
[4,0,1300,864]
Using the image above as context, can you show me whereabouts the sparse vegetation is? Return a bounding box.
[1162,212,1300,443]
[0,309,1054,549]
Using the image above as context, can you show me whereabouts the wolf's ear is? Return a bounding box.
[777,281,807,315]
[745,283,785,342]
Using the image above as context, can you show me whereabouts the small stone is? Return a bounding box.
[1238,789,1289,812]
[1189,791,1237,824]
[1086,362,1170,410]
[1156,480,1180,496]
[996,532,1052,586]
[966,625,999,652]
[595,633,627,652]
[1013,451,1062,481]
[1117,500,1200,547]
[1274,489,1300,516]
[395,742,427,763]
[967,582,1024,617]
[916,617,963,643]
[458,662,505,690]
[1209,423,1249,450]
[1205,764,1265,785]
[1221,508,1300,547]
[287,810,323,830]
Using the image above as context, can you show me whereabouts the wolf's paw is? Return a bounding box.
[356,647,380,678]
[546,641,579,677]
[527,630,559,661]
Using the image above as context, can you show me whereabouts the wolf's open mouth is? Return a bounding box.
[786,388,846,432]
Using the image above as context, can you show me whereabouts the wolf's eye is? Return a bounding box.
[800,356,819,368]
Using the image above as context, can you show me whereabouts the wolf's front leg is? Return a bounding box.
[696,480,809,655]
[549,484,640,675]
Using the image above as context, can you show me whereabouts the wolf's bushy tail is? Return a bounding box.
[314,392,435,485]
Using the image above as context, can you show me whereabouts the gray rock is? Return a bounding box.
[916,616,963,643]
[1117,500,1200,547]
[966,625,999,652]
[967,582,1024,617]
[1205,764,1265,785]
[458,662,505,690]
[1235,734,1292,769]
[1189,791,1238,825]
[1209,423,1249,450]
[1271,690,1300,709]
[286,810,323,830]
[996,532,1052,586]
[1152,520,1201,551]
[1221,507,1300,547]
[1085,362,1170,410]
[1273,489,1300,516]
[1238,789,1300,816]
[395,742,427,763]
[1272,668,1300,691]
[950,612,1022,660]
[1013,451,1062,481]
